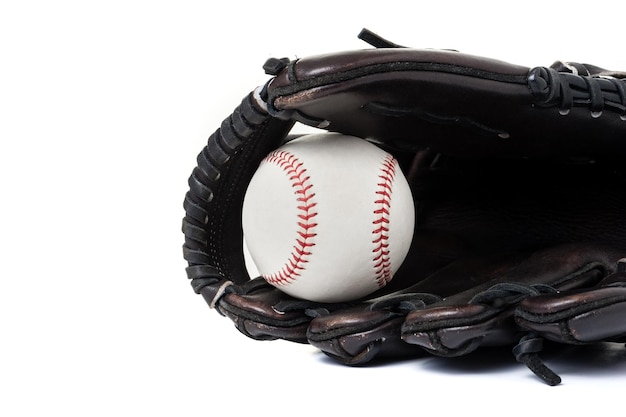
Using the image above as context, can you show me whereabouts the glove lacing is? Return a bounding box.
[528,66,626,120]
[513,333,561,386]
[471,283,562,386]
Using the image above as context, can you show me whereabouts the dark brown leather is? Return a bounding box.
[266,49,626,161]
[515,266,626,344]
[400,244,622,353]
[220,280,312,343]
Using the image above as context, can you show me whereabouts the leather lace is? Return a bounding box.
[513,333,561,386]
[368,292,443,313]
[528,66,626,119]
[471,283,562,385]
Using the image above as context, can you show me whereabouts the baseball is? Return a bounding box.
[242,133,415,303]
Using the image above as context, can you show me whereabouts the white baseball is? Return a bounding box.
[242,133,415,303]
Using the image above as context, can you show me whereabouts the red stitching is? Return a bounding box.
[262,150,317,286]
[372,154,398,287]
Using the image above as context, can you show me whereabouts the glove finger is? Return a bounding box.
[306,293,441,365]
[217,278,315,343]
[401,244,623,356]
[515,260,626,344]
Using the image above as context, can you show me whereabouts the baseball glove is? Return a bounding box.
[182,29,626,385]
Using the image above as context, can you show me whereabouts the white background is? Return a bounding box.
[2,1,626,416]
